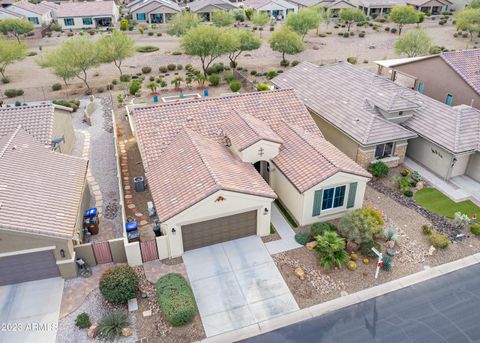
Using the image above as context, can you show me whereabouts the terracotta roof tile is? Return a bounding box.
[0,128,88,239]
[441,49,480,95]
[57,1,116,17]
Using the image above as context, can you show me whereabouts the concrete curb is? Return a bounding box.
[197,253,480,343]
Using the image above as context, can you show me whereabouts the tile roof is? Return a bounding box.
[0,127,88,239]
[440,49,480,96]
[0,7,23,18]
[406,0,451,5]
[40,1,59,10]
[272,62,417,146]
[189,0,236,11]
[273,122,371,192]
[148,128,276,221]
[358,0,405,6]
[129,0,180,12]
[323,0,355,8]
[0,104,56,146]
[10,0,51,15]
[273,62,480,154]
[243,0,293,9]
[57,1,116,17]
[222,110,283,151]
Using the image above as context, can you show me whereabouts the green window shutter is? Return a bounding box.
[312,190,323,216]
[347,182,358,208]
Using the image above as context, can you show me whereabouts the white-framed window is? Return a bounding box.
[375,142,395,159]
[64,18,74,26]
[82,17,93,25]
[28,17,39,25]
[321,185,346,211]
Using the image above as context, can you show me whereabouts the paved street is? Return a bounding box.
[241,263,480,343]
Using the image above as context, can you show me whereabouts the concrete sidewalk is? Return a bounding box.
[265,204,302,255]
[197,253,480,343]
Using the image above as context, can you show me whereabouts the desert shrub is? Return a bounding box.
[98,311,129,340]
[141,66,152,74]
[385,27,390,31]
[369,161,389,177]
[148,31,154,36]
[280,59,290,67]
[159,66,168,73]
[136,45,159,53]
[52,83,62,91]
[343,32,349,38]
[291,60,300,66]
[310,222,336,238]
[422,225,432,235]
[404,190,413,197]
[53,99,79,111]
[106,84,114,90]
[314,231,348,271]
[346,260,357,271]
[347,57,357,64]
[401,169,410,176]
[359,32,365,37]
[256,83,270,91]
[339,208,384,244]
[211,62,224,73]
[2,77,10,84]
[392,176,413,192]
[208,73,220,86]
[128,80,141,95]
[97,87,104,93]
[224,71,234,83]
[429,232,449,249]
[363,258,369,264]
[120,19,128,31]
[462,32,469,38]
[470,223,480,236]
[381,255,393,271]
[75,312,91,329]
[318,33,326,37]
[167,64,176,71]
[99,265,139,304]
[15,101,21,106]
[266,70,278,79]
[156,273,196,326]
[390,28,397,34]
[360,240,381,257]
[4,89,24,98]
[176,64,183,70]
[294,231,311,245]
[250,70,257,75]
[229,80,241,92]
[120,74,131,82]
[383,226,398,242]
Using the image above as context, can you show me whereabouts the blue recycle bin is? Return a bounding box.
[203,89,209,97]
[153,95,158,103]
[126,221,138,232]
[84,207,97,218]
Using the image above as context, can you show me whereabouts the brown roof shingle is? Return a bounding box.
[0,127,88,239]
[440,49,480,96]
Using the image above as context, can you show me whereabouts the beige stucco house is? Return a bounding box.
[128,90,370,258]
[127,0,180,24]
[406,0,451,13]
[0,103,76,154]
[0,127,90,285]
[243,0,298,19]
[273,62,480,183]
[56,1,119,29]
[356,0,406,16]
[6,0,53,27]
[189,0,237,22]
[375,49,480,110]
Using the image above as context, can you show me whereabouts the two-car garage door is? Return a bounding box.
[182,210,258,251]
[0,250,60,286]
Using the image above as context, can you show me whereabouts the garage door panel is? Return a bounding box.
[182,211,257,251]
[0,250,60,286]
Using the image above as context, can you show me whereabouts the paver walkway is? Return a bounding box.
[265,204,302,255]
[59,263,112,319]
[143,260,188,284]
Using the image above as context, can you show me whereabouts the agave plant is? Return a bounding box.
[314,231,348,271]
[98,311,129,340]
[381,255,393,271]
[383,225,399,242]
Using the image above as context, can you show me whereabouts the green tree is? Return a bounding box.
[226,29,261,68]
[339,8,366,32]
[37,48,77,87]
[455,8,480,40]
[0,38,28,79]
[314,231,348,271]
[167,11,201,36]
[181,25,236,76]
[416,11,425,27]
[338,208,385,244]
[97,30,135,76]
[285,8,321,39]
[211,10,235,27]
[469,0,480,8]
[268,26,304,64]
[388,5,419,35]
[321,8,333,30]
[0,19,34,42]
[251,11,270,35]
[232,8,246,22]
[394,29,432,57]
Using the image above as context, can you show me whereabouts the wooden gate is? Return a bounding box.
[140,239,159,262]
[93,241,113,264]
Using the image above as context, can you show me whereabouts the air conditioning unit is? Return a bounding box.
[134,176,145,192]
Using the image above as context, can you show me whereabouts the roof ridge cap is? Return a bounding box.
[454,108,462,152]
[233,109,266,138]
[0,125,22,159]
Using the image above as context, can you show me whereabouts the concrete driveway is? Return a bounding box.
[183,236,299,337]
[0,278,64,343]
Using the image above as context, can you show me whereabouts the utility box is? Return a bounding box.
[134,176,145,192]
[147,201,156,217]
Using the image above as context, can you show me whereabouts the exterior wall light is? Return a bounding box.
[171,228,176,235]
[60,249,65,258]
[264,208,269,215]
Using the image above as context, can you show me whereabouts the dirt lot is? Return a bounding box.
[275,177,480,309]
[2,17,476,103]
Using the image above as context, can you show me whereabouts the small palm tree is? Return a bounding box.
[171,76,183,89]
[194,73,206,87]
[147,81,158,93]
[315,231,348,271]
[185,76,193,89]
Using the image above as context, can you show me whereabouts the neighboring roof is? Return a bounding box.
[0,127,88,239]
[272,62,417,146]
[57,1,116,17]
[129,0,180,12]
[358,0,405,6]
[0,104,56,146]
[40,1,59,10]
[9,0,52,15]
[285,0,320,6]
[132,90,370,219]
[323,0,356,8]
[243,0,295,9]
[148,128,276,221]
[374,55,435,68]
[406,0,451,5]
[0,7,23,18]
[222,110,283,151]
[189,0,236,11]
[441,49,480,95]
[273,122,371,193]
[273,62,480,154]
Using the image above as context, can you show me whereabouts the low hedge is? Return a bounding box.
[99,265,139,304]
[470,223,480,236]
[156,273,196,326]
[429,232,449,249]
[136,45,159,53]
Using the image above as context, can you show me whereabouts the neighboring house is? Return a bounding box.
[243,0,298,19]
[285,0,322,9]
[406,0,451,13]
[189,0,237,22]
[128,90,370,258]
[0,103,76,154]
[6,0,53,26]
[127,0,180,24]
[272,62,480,183]
[56,1,119,29]
[39,0,59,20]
[319,0,356,15]
[356,0,406,16]
[0,6,22,19]
[375,49,480,110]
[0,127,90,284]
